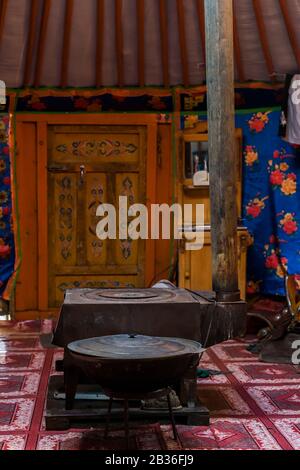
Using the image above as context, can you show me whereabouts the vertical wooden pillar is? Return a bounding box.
[204,0,240,302]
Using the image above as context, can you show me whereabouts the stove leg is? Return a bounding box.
[167,392,178,441]
[64,366,79,411]
[104,398,113,439]
[180,363,198,408]
[124,399,129,449]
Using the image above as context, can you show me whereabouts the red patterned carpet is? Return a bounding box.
[0,320,300,450]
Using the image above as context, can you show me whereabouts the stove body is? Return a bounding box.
[53,287,215,348]
[53,285,246,349]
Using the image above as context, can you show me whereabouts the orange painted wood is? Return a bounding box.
[34,0,52,87]
[136,0,145,86]
[0,0,8,44]
[115,0,124,86]
[279,0,300,69]
[154,124,173,283]
[159,0,169,87]
[15,122,38,312]
[176,0,189,87]
[96,0,104,87]
[14,310,59,321]
[61,0,74,87]
[233,4,245,82]
[16,113,158,125]
[23,0,39,86]
[145,123,158,287]
[37,122,49,311]
[252,0,275,77]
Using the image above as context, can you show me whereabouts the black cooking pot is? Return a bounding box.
[67,334,204,394]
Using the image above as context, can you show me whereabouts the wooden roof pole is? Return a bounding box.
[0,0,8,45]
[137,0,145,87]
[204,0,240,302]
[34,0,52,87]
[115,0,124,87]
[233,2,245,82]
[252,0,275,78]
[96,0,104,87]
[61,0,74,88]
[159,0,169,87]
[23,0,39,86]
[279,0,300,70]
[196,0,206,66]
[176,0,189,87]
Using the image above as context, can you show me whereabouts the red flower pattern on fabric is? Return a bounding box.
[279,213,298,236]
[283,220,298,235]
[0,244,10,258]
[270,170,284,186]
[265,253,279,270]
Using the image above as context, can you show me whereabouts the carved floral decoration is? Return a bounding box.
[88,182,105,258]
[56,139,137,158]
[58,177,73,261]
[120,177,135,259]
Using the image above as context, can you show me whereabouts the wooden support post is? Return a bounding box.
[204,0,240,302]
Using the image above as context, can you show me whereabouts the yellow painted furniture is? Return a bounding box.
[179,227,250,300]
[178,124,249,299]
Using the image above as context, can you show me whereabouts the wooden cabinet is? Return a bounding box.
[179,228,249,300]
[180,126,243,225]
[178,124,249,299]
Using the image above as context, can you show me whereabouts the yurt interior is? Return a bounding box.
[0,0,300,454]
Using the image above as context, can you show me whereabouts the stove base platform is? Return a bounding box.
[45,376,210,431]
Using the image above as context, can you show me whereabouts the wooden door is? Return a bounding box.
[48,125,147,307]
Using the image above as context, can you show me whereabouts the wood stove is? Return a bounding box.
[46,284,246,430]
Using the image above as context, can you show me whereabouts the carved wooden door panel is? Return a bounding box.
[48,125,147,307]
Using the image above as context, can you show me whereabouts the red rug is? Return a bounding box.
[0,320,300,450]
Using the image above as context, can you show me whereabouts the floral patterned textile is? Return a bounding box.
[0,115,14,300]
[184,109,300,296]
[16,90,174,113]
[236,110,300,295]
[178,84,286,113]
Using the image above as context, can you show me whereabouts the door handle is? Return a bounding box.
[79,165,86,186]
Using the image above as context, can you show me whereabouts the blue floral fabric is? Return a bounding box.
[236,110,300,296]
[0,114,15,300]
[183,109,300,295]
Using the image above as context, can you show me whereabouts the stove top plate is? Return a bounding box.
[80,288,177,302]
